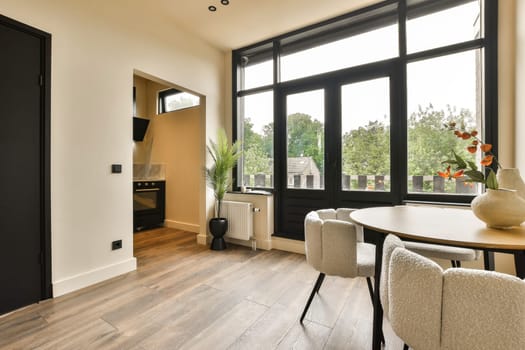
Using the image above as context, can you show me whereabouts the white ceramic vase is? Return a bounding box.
[471,188,525,229]
[497,168,525,200]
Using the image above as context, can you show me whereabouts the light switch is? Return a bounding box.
[111,164,122,174]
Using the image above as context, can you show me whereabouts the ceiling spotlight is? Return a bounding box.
[221,0,230,5]
[208,5,217,11]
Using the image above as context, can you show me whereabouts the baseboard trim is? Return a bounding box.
[271,236,305,255]
[225,237,272,251]
[164,219,199,233]
[197,233,209,245]
[52,257,137,297]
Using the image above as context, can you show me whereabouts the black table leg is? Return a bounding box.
[514,251,525,278]
[364,228,385,350]
[483,251,495,271]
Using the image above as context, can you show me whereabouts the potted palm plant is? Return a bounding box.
[205,128,241,250]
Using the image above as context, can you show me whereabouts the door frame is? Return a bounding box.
[0,14,52,300]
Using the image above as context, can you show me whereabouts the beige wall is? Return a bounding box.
[145,81,201,232]
[0,0,224,296]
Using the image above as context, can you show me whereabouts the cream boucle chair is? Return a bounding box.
[403,240,481,268]
[301,208,376,324]
[385,237,525,350]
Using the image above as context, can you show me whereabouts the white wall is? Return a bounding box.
[0,0,224,296]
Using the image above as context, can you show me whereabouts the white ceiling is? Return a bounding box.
[156,0,380,51]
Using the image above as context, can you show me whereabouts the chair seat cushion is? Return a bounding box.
[356,242,376,277]
[405,241,480,261]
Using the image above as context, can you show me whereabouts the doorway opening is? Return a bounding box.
[132,71,204,261]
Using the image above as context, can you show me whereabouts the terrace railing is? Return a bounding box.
[242,173,477,194]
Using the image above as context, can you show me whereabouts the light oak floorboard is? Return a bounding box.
[0,227,402,349]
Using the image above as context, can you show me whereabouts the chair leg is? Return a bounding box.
[366,277,374,302]
[403,344,409,350]
[300,272,325,323]
[365,277,386,345]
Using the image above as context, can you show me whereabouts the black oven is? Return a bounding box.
[133,180,165,232]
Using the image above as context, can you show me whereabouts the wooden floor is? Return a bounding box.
[0,228,403,349]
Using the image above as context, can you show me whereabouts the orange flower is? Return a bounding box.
[438,166,451,179]
[480,154,494,166]
[467,145,477,153]
[471,130,478,137]
[452,169,464,178]
[461,132,471,140]
[480,143,492,152]
[454,130,462,137]
[472,140,479,145]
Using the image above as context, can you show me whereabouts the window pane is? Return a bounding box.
[341,78,390,192]
[239,91,274,188]
[243,59,273,90]
[407,1,481,54]
[162,91,200,112]
[280,24,398,82]
[286,90,324,189]
[407,50,482,194]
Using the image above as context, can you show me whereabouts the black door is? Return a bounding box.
[275,64,400,240]
[0,15,51,314]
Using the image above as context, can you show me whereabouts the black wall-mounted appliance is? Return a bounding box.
[133,117,149,142]
[133,180,165,231]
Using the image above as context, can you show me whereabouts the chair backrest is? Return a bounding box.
[380,234,404,318]
[304,209,359,277]
[389,248,443,350]
[441,268,525,350]
[336,208,364,241]
[388,246,525,350]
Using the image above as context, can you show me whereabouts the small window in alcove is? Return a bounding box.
[158,88,200,114]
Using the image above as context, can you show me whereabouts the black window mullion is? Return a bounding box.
[399,0,407,58]
[405,39,484,63]
[484,0,498,166]
[325,82,339,200]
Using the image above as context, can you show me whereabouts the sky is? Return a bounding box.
[242,1,480,135]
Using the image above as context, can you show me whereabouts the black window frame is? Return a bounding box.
[232,0,498,206]
[158,88,200,114]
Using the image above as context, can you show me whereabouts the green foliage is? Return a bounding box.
[408,105,474,176]
[243,118,272,176]
[286,113,324,173]
[342,120,389,175]
[244,142,271,174]
[205,128,242,217]
[241,103,482,193]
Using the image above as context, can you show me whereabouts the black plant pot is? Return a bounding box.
[209,217,228,250]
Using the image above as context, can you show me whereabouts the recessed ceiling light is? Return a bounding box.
[208,5,217,11]
[221,0,230,5]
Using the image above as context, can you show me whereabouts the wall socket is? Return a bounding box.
[112,240,122,250]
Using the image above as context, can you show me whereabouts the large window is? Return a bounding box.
[407,50,482,194]
[233,0,497,237]
[239,91,274,188]
[341,77,391,192]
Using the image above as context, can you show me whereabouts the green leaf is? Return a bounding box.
[464,170,485,183]
[486,169,498,189]
[441,159,458,165]
[453,151,467,169]
[467,161,478,171]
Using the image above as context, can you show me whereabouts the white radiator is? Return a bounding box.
[222,200,253,241]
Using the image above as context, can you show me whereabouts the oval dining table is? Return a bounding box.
[350,205,525,350]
